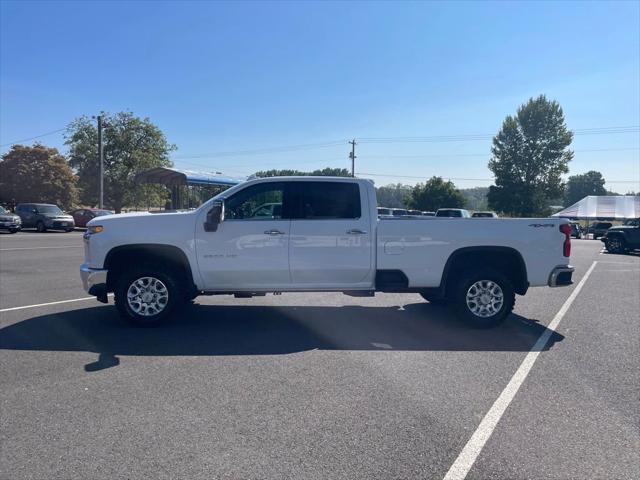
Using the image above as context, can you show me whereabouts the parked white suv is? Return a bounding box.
[81,177,574,328]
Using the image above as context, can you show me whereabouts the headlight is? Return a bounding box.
[87,225,104,234]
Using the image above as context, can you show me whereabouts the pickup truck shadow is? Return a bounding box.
[0,303,564,371]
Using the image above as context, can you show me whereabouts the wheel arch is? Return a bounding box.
[104,244,196,295]
[441,246,529,296]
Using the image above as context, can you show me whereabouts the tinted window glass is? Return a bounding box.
[36,205,63,214]
[225,183,285,220]
[93,210,113,217]
[296,182,360,219]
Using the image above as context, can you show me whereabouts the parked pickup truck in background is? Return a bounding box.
[80,177,574,328]
[601,219,640,254]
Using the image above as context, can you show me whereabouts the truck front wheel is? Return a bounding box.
[114,267,181,326]
[450,269,515,328]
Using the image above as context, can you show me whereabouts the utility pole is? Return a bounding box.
[97,115,104,209]
[349,139,356,177]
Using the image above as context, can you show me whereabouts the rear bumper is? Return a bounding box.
[548,265,574,287]
[80,263,109,302]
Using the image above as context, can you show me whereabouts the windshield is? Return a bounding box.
[36,205,63,214]
[0,206,7,214]
[93,210,114,217]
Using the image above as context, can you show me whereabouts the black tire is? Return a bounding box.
[605,236,627,254]
[36,221,46,233]
[449,268,515,328]
[65,228,74,232]
[420,293,447,305]
[9,229,18,234]
[114,266,183,327]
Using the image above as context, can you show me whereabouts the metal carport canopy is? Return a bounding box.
[552,195,640,220]
[134,167,242,187]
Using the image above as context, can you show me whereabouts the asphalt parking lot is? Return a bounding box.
[1,232,639,480]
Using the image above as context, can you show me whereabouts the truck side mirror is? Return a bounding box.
[204,201,224,232]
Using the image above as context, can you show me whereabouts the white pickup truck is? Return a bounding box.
[80,177,574,328]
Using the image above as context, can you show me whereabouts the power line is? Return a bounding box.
[359,147,640,159]
[358,126,639,144]
[170,126,639,159]
[356,172,639,184]
[0,128,67,147]
[172,157,348,171]
[171,140,347,160]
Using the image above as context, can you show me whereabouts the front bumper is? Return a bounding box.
[80,263,109,302]
[548,265,575,287]
[47,220,74,230]
[0,222,21,230]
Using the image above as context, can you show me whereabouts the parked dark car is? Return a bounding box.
[407,209,423,216]
[377,207,392,217]
[15,203,75,232]
[588,221,612,239]
[421,211,435,216]
[436,208,471,218]
[70,208,114,228]
[391,208,408,217]
[601,219,640,254]
[471,211,498,218]
[0,205,21,233]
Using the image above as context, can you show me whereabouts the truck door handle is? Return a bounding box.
[346,229,367,235]
[264,229,285,235]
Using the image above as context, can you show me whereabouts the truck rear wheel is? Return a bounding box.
[450,269,515,328]
[114,266,182,326]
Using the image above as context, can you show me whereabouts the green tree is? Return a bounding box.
[564,170,607,205]
[407,176,466,211]
[459,187,490,211]
[487,95,573,217]
[254,167,351,178]
[65,112,175,212]
[375,183,413,208]
[0,144,79,209]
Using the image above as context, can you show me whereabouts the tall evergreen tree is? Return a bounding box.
[488,95,573,216]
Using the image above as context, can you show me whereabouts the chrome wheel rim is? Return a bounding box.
[608,238,622,250]
[126,276,169,316]
[466,280,504,318]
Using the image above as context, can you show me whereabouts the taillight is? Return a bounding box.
[559,223,571,257]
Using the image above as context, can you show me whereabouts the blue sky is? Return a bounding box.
[1,0,639,190]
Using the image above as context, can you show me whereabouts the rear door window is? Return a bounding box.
[293,182,361,219]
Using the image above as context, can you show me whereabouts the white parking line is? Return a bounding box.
[0,246,83,251]
[0,294,113,313]
[443,260,598,480]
